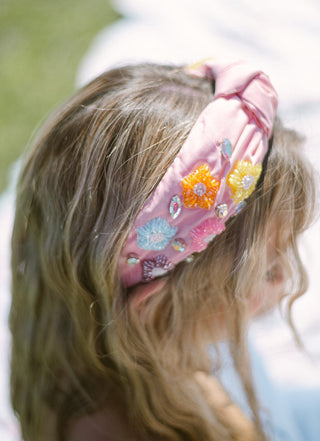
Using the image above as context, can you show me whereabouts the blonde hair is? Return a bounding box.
[10,63,317,441]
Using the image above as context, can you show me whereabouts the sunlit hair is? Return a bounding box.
[10,63,317,441]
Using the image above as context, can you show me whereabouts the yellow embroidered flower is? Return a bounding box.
[227,160,262,203]
[182,164,220,209]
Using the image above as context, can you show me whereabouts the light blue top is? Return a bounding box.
[214,341,320,441]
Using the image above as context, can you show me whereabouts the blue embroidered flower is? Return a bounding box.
[137,217,178,250]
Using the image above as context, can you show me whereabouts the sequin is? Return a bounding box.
[169,195,182,219]
[182,164,220,210]
[221,138,233,160]
[191,218,225,251]
[172,238,186,252]
[137,217,177,251]
[227,160,262,203]
[142,255,174,281]
[126,254,140,265]
[215,204,228,218]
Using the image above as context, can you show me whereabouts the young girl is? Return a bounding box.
[10,59,317,441]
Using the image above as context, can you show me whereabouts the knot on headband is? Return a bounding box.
[191,59,277,138]
[119,58,278,288]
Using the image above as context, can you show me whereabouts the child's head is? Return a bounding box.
[10,61,317,441]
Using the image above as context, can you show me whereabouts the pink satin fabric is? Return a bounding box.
[119,59,278,288]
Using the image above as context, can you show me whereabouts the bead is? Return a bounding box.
[172,238,186,252]
[221,138,233,160]
[126,254,140,265]
[215,203,228,218]
[169,195,182,219]
[241,174,254,190]
[184,255,194,263]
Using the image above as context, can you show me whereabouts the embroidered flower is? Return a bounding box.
[191,218,225,251]
[182,164,220,209]
[142,255,174,281]
[137,217,177,250]
[227,160,262,203]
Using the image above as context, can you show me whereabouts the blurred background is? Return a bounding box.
[0,0,118,192]
[0,3,118,436]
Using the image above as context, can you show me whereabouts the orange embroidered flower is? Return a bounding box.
[227,160,262,203]
[182,164,220,209]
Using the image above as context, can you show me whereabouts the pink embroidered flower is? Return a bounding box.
[142,255,174,281]
[191,218,225,251]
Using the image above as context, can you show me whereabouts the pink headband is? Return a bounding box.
[119,59,278,288]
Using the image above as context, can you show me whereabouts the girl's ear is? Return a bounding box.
[129,279,167,307]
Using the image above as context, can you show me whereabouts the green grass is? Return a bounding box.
[0,0,119,192]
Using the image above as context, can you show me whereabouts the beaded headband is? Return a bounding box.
[119,59,278,288]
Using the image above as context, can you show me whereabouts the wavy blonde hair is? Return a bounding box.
[10,63,317,441]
